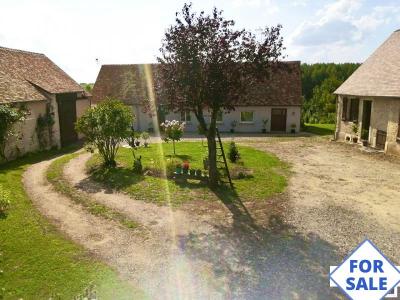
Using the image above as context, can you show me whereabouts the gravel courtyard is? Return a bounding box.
[244,137,400,262]
[23,136,400,299]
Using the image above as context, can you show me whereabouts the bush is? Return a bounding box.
[133,156,143,174]
[141,131,150,147]
[0,185,11,213]
[75,98,134,167]
[228,141,240,163]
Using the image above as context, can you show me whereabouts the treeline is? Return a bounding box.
[301,63,360,124]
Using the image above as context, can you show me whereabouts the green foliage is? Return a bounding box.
[133,156,143,174]
[75,99,134,167]
[80,83,94,93]
[301,63,360,123]
[36,103,55,150]
[0,104,27,161]
[141,131,150,147]
[0,184,11,213]
[228,141,240,163]
[352,123,359,134]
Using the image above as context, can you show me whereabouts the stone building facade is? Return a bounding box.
[334,30,400,156]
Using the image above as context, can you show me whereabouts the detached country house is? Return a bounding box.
[91,62,302,133]
[335,29,400,156]
[0,46,90,159]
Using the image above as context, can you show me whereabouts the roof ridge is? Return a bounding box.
[0,46,45,56]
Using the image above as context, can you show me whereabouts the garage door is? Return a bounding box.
[57,93,78,147]
[271,108,287,132]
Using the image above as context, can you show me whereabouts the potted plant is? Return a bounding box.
[361,129,369,147]
[290,123,296,134]
[182,161,190,174]
[352,123,359,143]
[230,120,237,133]
[189,169,196,176]
[141,131,150,147]
[262,119,269,133]
[175,163,182,174]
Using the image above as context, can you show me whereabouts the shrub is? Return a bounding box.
[0,104,27,161]
[0,185,11,214]
[133,156,143,174]
[160,120,185,155]
[75,98,134,167]
[228,141,240,163]
[141,131,150,147]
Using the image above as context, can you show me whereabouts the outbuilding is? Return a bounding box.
[0,46,90,159]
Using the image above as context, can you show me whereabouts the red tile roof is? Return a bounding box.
[92,62,302,107]
[0,46,83,103]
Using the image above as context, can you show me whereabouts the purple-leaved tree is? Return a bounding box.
[157,3,285,187]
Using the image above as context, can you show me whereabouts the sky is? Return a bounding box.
[0,0,399,83]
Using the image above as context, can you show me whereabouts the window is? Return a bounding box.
[240,111,254,123]
[342,98,359,122]
[349,98,359,122]
[342,98,348,120]
[180,111,191,122]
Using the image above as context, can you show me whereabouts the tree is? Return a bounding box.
[0,104,27,161]
[157,3,284,186]
[160,120,185,155]
[76,99,133,167]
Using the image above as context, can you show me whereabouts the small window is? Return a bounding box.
[349,98,359,122]
[240,111,254,123]
[180,111,191,122]
[342,98,348,121]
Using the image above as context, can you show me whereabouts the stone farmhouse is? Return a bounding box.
[334,29,400,156]
[91,62,302,134]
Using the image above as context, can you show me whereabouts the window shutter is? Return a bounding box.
[342,98,348,120]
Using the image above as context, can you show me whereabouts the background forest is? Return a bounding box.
[301,63,360,124]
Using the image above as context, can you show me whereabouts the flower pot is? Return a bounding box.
[362,140,368,147]
[175,167,182,174]
[183,168,189,175]
[196,169,202,177]
[352,137,358,143]
[189,169,196,176]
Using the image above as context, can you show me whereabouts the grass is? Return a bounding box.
[46,153,139,229]
[86,142,289,206]
[304,123,335,136]
[0,149,145,299]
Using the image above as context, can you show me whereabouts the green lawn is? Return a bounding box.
[304,123,335,136]
[0,150,144,299]
[86,142,288,206]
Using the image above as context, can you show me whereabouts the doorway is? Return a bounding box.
[361,100,372,141]
[57,93,78,147]
[271,108,287,132]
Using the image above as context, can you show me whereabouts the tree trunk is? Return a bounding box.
[207,131,218,187]
[173,140,176,155]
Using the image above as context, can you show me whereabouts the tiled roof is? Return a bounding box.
[0,46,83,103]
[335,30,400,98]
[92,62,302,107]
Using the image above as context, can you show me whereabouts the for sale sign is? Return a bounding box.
[330,239,400,300]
